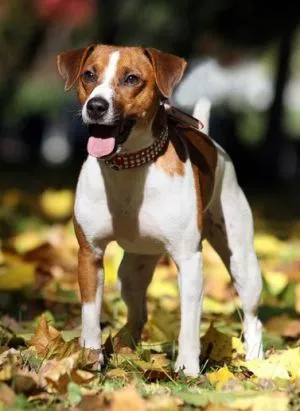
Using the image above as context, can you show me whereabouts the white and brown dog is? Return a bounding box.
[56,44,263,376]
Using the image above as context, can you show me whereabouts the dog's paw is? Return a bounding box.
[245,319,264,361]
[175,356,200,377]
[245,342,264,361]
[89,349,105,371]
[80,334,104,370]
[112,325,139,350]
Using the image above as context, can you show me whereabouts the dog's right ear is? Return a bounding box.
[56,45,95,91]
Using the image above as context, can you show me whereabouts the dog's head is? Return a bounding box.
[57,45,186,159]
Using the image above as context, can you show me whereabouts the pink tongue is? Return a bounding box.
[87,136,116,158]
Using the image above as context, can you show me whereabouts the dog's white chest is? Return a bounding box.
[74,156,199,254]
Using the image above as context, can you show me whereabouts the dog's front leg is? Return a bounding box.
[174,251,203,376]
[78,245,105,368]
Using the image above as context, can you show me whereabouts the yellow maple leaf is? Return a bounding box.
[207,365,237,390]
[240,347,300,380]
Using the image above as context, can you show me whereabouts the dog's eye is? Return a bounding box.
[81,70,97,83]
[123,74,140,86]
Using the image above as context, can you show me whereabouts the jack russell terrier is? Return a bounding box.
[56,44,263,376]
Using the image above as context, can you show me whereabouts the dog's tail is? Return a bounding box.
[193,97,211,134]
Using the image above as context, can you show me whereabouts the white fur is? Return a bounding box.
[204,148,263,361]
[193,97,211,134]
[80,269,104,350]
[82,51,120,124]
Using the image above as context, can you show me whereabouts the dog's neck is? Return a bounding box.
[100,105,168,173]
[120,123,154,153]
[120,104,167,154]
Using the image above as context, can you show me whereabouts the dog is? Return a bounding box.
[56,44,263,376]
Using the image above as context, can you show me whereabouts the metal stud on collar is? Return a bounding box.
[104,125,168,171]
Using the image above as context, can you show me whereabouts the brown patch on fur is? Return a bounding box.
[156,132,186,176]
[57,45,96,91]
[73,216,102,303]
[144,48,187,98]
[173,123,217,230]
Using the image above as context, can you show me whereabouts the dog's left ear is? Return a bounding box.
[145,48,187,98]
[57,44,95,91]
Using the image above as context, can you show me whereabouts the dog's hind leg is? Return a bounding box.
[204,158,263,360]
[116,252,159,348]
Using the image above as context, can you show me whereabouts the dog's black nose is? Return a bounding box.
[87,97,109,118]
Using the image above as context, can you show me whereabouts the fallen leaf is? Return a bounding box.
[28,314,63,354]
[0,383,16,407]
[240,347,300,380]
[232,392,289,411]
[134,354,172,381]
[207,365,237,390]
[39,352,95,393]
[77,394,103,411]
[103,385,145,411]
[14,369,39,393]
[201,323,244,362]
[146,394,181,410]
[0,363,12,382]
[105,368,129,380]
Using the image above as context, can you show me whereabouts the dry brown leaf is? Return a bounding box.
[28,314,63,354]
[0,383,16,407]
[0,348,20,366]
[0,348,20,382]
[39,351,95,393]
[106,368,130,380]
[0,363,13,382]
[104,385,146,411]
[145,395,182,410]
[14,369,39,393]
[77,394,104,411]
[281,319,300,338]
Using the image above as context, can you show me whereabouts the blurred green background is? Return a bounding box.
[1,0,300,210]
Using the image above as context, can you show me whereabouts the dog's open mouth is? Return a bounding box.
[87,120,135,159]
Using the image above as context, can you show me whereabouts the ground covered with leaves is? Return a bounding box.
[0,188,299,410]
